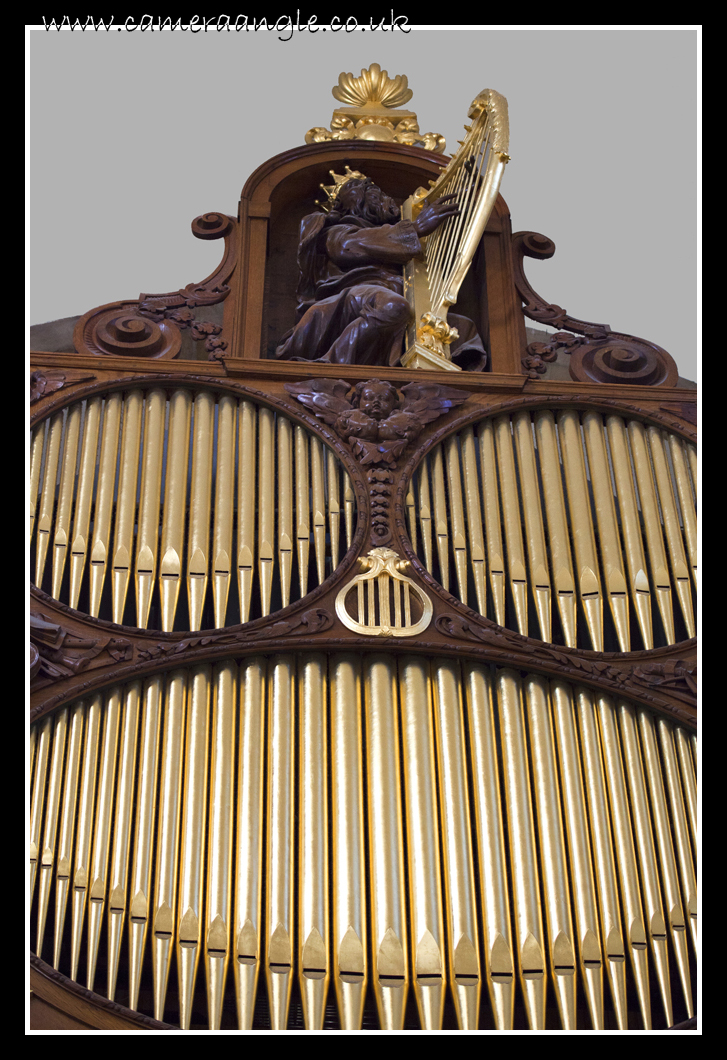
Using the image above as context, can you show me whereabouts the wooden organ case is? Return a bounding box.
[29,69,697,1031]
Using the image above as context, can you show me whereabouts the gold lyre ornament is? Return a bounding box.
[401,88,510,372]
[335,547,433,637]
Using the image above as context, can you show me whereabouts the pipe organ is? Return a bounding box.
[29,68,697,1031]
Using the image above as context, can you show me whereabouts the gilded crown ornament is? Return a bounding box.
[315,166,369,213]
[305,62,446,153]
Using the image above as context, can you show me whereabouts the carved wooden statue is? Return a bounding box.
[275,172,487,369]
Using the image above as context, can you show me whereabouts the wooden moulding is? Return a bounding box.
[30,956,173,1030]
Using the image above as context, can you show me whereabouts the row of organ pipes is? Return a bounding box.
[30,654,697,1030]
[30,394,696,651]
[30,391,355,630]
[409,410,697,651]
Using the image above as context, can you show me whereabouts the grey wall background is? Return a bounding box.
[29,26,699,382]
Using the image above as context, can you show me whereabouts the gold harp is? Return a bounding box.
[401,89,510,371]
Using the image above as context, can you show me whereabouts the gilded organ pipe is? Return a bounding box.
[265,656,295,1029]
[106,682,141,1002]
[69,396,101,610]
[399,657,446,1029]
[127,676,162,1012]
[233,658,266,1029]
[90,394,122,619]
[298,655,330,1029]
[53,703,85,971]
[51,404,81,601]
[551,682,605,1029]
[330,655,367,1030]
[136,389,166,629]
[112,392,143,625]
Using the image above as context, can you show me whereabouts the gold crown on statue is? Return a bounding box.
[316,166,369,212]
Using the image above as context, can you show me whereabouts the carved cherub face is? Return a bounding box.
[354,381,399,421]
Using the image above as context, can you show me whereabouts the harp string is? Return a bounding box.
[425,124,479,296]
[428,119,490,316]
[431,121,492,315]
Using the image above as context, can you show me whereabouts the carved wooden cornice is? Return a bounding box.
[29,350,698,410]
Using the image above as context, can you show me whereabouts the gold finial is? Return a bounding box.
[304,63,446,154]
[315,167,369,213]
[332,63,412,108]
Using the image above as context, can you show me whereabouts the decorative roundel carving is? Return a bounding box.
[570,339,677,387]
[74,303,182,359]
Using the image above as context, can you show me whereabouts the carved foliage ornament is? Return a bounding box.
[137,303,228,359]
[136,608,334,662]
[30,611,132,682]
[30,369,96,403]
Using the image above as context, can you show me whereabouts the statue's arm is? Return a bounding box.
[326,221,422,268]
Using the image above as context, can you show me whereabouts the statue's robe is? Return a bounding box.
[275,212,487,369]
